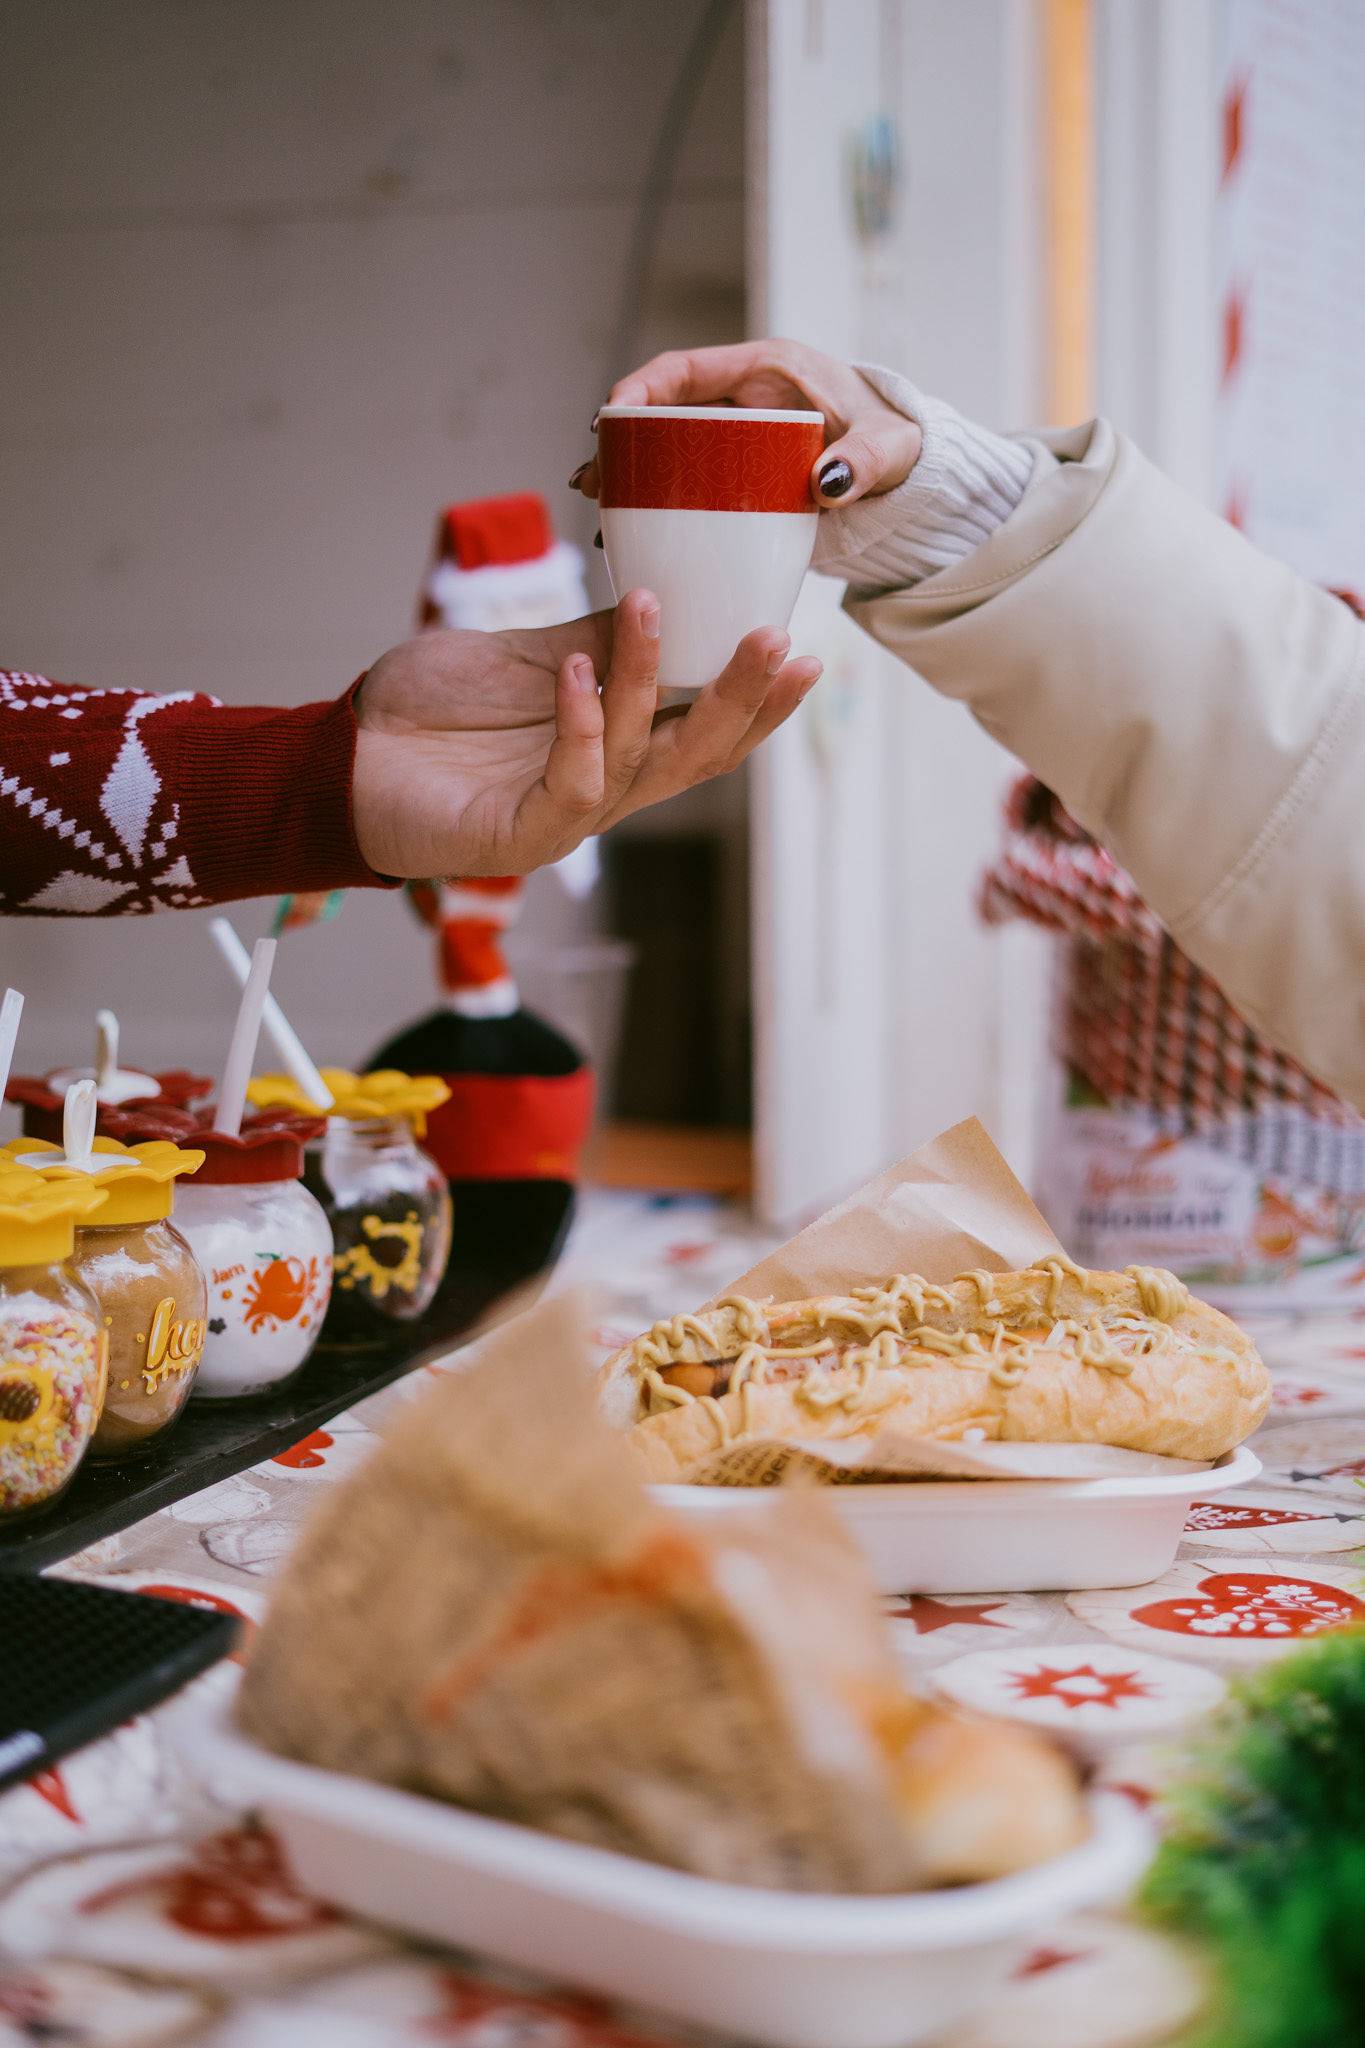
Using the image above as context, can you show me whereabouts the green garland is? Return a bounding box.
[1142,1627,1365,2048]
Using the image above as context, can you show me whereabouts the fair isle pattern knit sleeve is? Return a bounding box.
[813,364,1037,592]
[0,672,382,916]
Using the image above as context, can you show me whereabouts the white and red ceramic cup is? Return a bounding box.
[596,405,825,689]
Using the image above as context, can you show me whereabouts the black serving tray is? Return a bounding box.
[0,1577,240,1791]
[0,1270,513,1575]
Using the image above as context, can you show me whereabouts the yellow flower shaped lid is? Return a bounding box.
[2,1135,205,1227]
[247,1068,451,1136]
[0,1166,110,1266]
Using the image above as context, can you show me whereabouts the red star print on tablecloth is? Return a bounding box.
[886,1594,1008,1635]
[423,1967,662,2046]
[1005,1662,1154,1711]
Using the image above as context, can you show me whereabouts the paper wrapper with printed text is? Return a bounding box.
[647,1117,1212,1485]
[237,1287,1084,1891]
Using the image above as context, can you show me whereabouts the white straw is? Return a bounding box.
[63,1079,99,1170]
[208,917,333,1110]
[0,988,23,1110]
[11,1076,132,1174]
[214,937,277,1137]
[95,1008,119,1090]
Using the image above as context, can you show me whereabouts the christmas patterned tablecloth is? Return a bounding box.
[2,1191,1362,2048]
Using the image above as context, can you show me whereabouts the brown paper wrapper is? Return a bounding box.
[239,1290,1088,1891]
[708,1116,1062,1307]
[668,1437,1213,1486]
[650,1117,1211,1484]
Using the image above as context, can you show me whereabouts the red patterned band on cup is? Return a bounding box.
[598,414,825,513]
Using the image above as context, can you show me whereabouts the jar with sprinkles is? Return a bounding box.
[0,1168,110,1519]
[248,1070,452,1342]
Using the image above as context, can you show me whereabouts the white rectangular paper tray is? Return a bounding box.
[174,1684,1152,2048]
[651,1444,1261,1594]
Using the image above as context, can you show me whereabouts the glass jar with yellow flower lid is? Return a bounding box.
[6,1097,208,1460]
[247,1069,452,1341]
[0,1164,109,1519]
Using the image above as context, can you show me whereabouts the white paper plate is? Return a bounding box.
[172,1681,1152,2048]
[651,1444,1262,1594]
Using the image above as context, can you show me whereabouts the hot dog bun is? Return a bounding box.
[601,1258,1269,1479]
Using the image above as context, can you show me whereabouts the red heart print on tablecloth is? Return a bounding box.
[1186,1502,1315,1529]
[272,1429,333,1470]
[138,1580,254,1661]
[1132,1571,1365,1641]
[1182,1487,1365,1553]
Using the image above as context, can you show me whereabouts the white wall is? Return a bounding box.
[887,0,1052,1178]
[0,0,746,1102]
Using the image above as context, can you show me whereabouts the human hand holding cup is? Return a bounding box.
[592,404,825,691]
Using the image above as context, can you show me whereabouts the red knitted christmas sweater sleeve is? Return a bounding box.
[0,670,388,915]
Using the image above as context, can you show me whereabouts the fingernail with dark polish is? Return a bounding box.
[593,528,604,549]
[568,461,589,489]
[818,458,854,499]
[590,410,601,433]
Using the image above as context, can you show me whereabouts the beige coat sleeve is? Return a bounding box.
[845,418,1365,1111]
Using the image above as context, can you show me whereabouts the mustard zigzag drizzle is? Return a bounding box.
[630,1257,1196,1425]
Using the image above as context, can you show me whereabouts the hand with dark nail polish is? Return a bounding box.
[568,461,590,489]
[597,339,922,505]
[593,529,604,548]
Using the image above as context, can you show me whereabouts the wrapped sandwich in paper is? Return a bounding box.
[598,1120,1271,1485]
[238,1291,1084,1893]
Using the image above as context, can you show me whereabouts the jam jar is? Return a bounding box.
[6,1037,211,1144]
[7,1135,209,1461]
[249,1070,452,1342]
[0,1168,110,1519]
[167,1113,332,1400]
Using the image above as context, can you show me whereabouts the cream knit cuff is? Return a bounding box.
[812,363,1034,590]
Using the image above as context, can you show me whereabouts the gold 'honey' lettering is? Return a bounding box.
[143,1296,207,1393]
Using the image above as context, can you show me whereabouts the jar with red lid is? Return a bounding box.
[121,1110,332,1400]
[247,1070,452,1343]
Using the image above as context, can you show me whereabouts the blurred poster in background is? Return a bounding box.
[1215,0,1365,595]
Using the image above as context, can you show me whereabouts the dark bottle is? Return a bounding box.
[368,878,594,1334]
